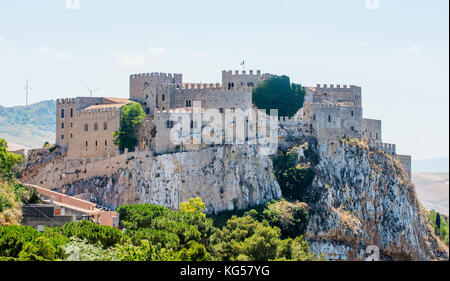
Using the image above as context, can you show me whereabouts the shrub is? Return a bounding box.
[62,220,122,248]
[263,200,309,238]
[125,228,180,249]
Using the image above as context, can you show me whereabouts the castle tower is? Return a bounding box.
[129,73,183,117]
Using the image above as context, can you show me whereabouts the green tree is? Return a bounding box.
[62,220,123,248]
[252,75,305,118]
[0,139,23,181]
[179,197,206,217]
[112,103,145,152]
[18,236,58,261]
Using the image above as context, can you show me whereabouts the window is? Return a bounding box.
[370,132,372,138]
[219,108,224,114]
[61,122,64,129]
[61,109,64,118]
[186,100,192,107]
[166,120,174,128]
[70,133,73,138]
[247,82,254,87]
[328,115,331,122]
[313,115,316,121]
[61,134,64,139]
[351,110,354,117]
[190,120,194,129]
[105,140,107,146]
[350,126,354,131]
[376,133,379,140]
[85,124,88,132]
[85,141,88,147]
[95,140,98,147]
[104,122,108,130]
[70,122,73,128]
[70,108,73,117]
[162,94,165,101]
[146,108,150,114]
[94,123,98,131]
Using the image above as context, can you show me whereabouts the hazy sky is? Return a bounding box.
[0,0,448,159]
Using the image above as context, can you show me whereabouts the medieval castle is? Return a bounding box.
[55,69,411,178]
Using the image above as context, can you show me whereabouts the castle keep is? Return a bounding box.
[55,69,412,178]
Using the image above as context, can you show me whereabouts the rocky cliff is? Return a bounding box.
[19,136,448,260]
[305,138,448,261]
[58,144,281,214]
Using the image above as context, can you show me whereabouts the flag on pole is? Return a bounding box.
[240,60,245,66]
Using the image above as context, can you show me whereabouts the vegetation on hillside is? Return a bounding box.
[0,139,41,225]
[112,102,146,152]
[0,196,321,261]
[273,144,320,203]
[0,100,56,148]
[428,210,449,246]
[252,75,305,118]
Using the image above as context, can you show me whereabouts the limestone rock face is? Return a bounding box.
[305,140,448,261]
[61,144,281,214]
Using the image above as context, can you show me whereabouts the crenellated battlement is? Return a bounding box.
[130,72,182,80]
[181,83,222,89]
[368,140,396,155]
[57,98,77,105]
[222,70,262,76]
[315,84,360,90]
[80,107,121,114]
[310,103,342,110]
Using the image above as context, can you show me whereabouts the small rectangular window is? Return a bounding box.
[61,109,65,118]
[85,124,88,132]
[61,122,64,129]
[61,134,64,139]
[70,108,73,117]
[94,123,98,131]
[104,122,108,130]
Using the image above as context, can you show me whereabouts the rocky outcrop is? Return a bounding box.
[305,138,448,261]
[59,144,281,214]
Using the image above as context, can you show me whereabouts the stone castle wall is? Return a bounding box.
[362,118,382,141]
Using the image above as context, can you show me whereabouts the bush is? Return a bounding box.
[263,200,309,238]
[117,204,170,229]
[273,148,316,202]
[62,220,122,248]
[125,228,180,249]
[0,225,41,257]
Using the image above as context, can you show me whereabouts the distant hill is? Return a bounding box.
[0,100,56,148]
[412,171,449,215]
[413,157,449,173]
